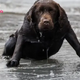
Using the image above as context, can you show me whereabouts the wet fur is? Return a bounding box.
[2,0,80,67]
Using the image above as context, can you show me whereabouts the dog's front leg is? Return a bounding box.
[65,27,80,57]
[6,34,24,67]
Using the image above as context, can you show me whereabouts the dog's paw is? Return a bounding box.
[6,60,19,67]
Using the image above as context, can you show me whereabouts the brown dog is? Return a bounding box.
[2,0,80,67]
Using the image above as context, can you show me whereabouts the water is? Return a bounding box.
[0,0,80,80]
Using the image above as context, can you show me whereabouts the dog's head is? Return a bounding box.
[26,0,68,32]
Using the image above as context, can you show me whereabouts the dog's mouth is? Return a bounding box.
[38,22,54,31]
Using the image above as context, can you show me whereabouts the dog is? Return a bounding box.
[2,0,80,67]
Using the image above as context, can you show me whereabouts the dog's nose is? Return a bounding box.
[43,19,50,25]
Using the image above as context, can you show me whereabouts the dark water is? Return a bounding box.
[0,0,80,80]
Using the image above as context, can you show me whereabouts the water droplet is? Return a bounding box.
[37,75,40,78]
[50,70,54,77]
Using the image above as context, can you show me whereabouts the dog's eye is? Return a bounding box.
[49,9,56,15]
[36,11,43,15]
[49,9,54,14]
[49,8,53,12]
[49,11,53,14]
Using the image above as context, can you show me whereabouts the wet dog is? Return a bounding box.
[2,0,80,67]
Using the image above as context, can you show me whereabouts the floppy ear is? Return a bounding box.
[26,6,34,24]
[25,1,38,24]
[58,4,70,28]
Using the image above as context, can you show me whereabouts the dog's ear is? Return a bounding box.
[57,4,70,28]
[26,6,34,23]
[25,1,38,24]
